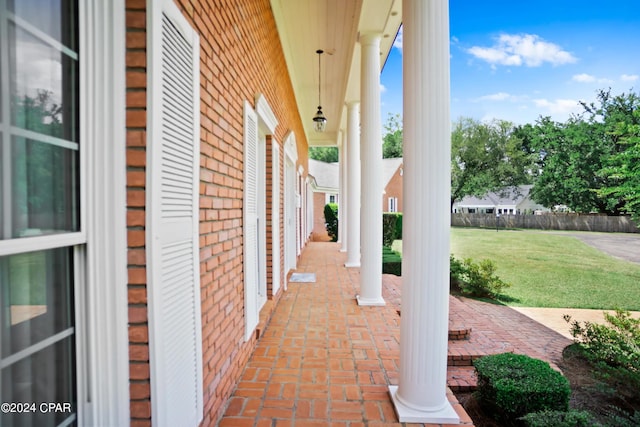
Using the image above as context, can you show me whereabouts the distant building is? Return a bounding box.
[308,157,404,240]
[382,158,404,213]
[308,159,340,241]
[452,185,550,215]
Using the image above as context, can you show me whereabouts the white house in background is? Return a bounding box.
[308,158,340,205]
[452,185,550,215]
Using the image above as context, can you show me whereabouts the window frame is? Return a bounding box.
[0,0,129,425]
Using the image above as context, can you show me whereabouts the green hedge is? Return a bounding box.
[474,353,570,424]
[324,203,338,242]
[382,213,402,247]
[382,246,401,276]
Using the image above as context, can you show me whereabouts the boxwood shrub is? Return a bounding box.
[382,246,401,276]
[324,203,338,242]
[382,213,402,247]
[474,353,571,424]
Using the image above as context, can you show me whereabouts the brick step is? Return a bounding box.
[447,352,486,366]
[447,366,477,392]
[398,310,473,341]
[448,325,472,340]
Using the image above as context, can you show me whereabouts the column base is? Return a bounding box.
[344,261,360,268]
[389,386,460,424]
[356,294,385,306]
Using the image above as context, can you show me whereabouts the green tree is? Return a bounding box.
[598,114,640,220]
[382,113,403,158]
[308,146,338,163]
[529,89,640,214]
[451,117,534,208]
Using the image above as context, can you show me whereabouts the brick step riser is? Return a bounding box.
[447,366,478,392]
[448,329,472,340]
[447,354,484,366]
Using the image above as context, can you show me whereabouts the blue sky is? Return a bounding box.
[380,0,640,126]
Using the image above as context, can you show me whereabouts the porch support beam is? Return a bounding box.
[345,101,361,267]
[389,0,460,423]
[357,33,385,306]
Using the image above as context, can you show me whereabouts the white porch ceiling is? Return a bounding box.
[271,0,402,147]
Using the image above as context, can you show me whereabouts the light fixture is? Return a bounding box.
[313,49,327,132]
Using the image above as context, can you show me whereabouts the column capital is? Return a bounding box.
[358,31,382,46]
[345,100,360,108]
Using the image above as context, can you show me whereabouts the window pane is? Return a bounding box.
[0,336,76,427]
[9,24,78,142]
[1,247,74,357]
[7,0,77,51]
[9,137,79,238]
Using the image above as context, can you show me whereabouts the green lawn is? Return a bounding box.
[393,228,640,310]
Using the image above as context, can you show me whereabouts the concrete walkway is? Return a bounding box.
[512,307,640,340]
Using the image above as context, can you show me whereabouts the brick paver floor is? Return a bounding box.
[218,242,573,426]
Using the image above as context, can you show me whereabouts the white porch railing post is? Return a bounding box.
[389,0,460,423]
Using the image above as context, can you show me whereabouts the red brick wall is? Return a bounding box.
[125,0,309,425]
[383,164,404,213]
[125,0,151,424]
[311,192,331,241]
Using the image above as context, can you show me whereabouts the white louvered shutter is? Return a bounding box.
[147,1,203,426]
[243,102,259,340]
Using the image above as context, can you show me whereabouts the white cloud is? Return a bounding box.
[467,33,577,67]
[533,98,580,115]
[393,26,403,51]
[621,74,639,82]
[475,92,514,102]
[380,83,387,93]
[572,73,596,83]
[572,73,614,84]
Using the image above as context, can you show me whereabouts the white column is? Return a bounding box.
[339,133,348,252]
[357,33,385,306]
[389,0,459,423]
[345,102,361,267]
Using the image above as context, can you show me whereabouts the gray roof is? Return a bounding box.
[455,185,534,207]
[308,159,339,190]
[381,158,403,188]
[308,157,404,193]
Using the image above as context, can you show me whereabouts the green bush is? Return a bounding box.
[324,203,338,242]
[449,254,465,292]
[394,213,402,240]
[601,409,640,427]
[474,353,571,424]
[449,254,511,299]
[565,309,640,372]
[564,310,640,403]
[382,213,402,247]
[519,410,597,427]
[382,246,401,276]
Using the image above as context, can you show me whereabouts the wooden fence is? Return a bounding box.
[451,213,639,233]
